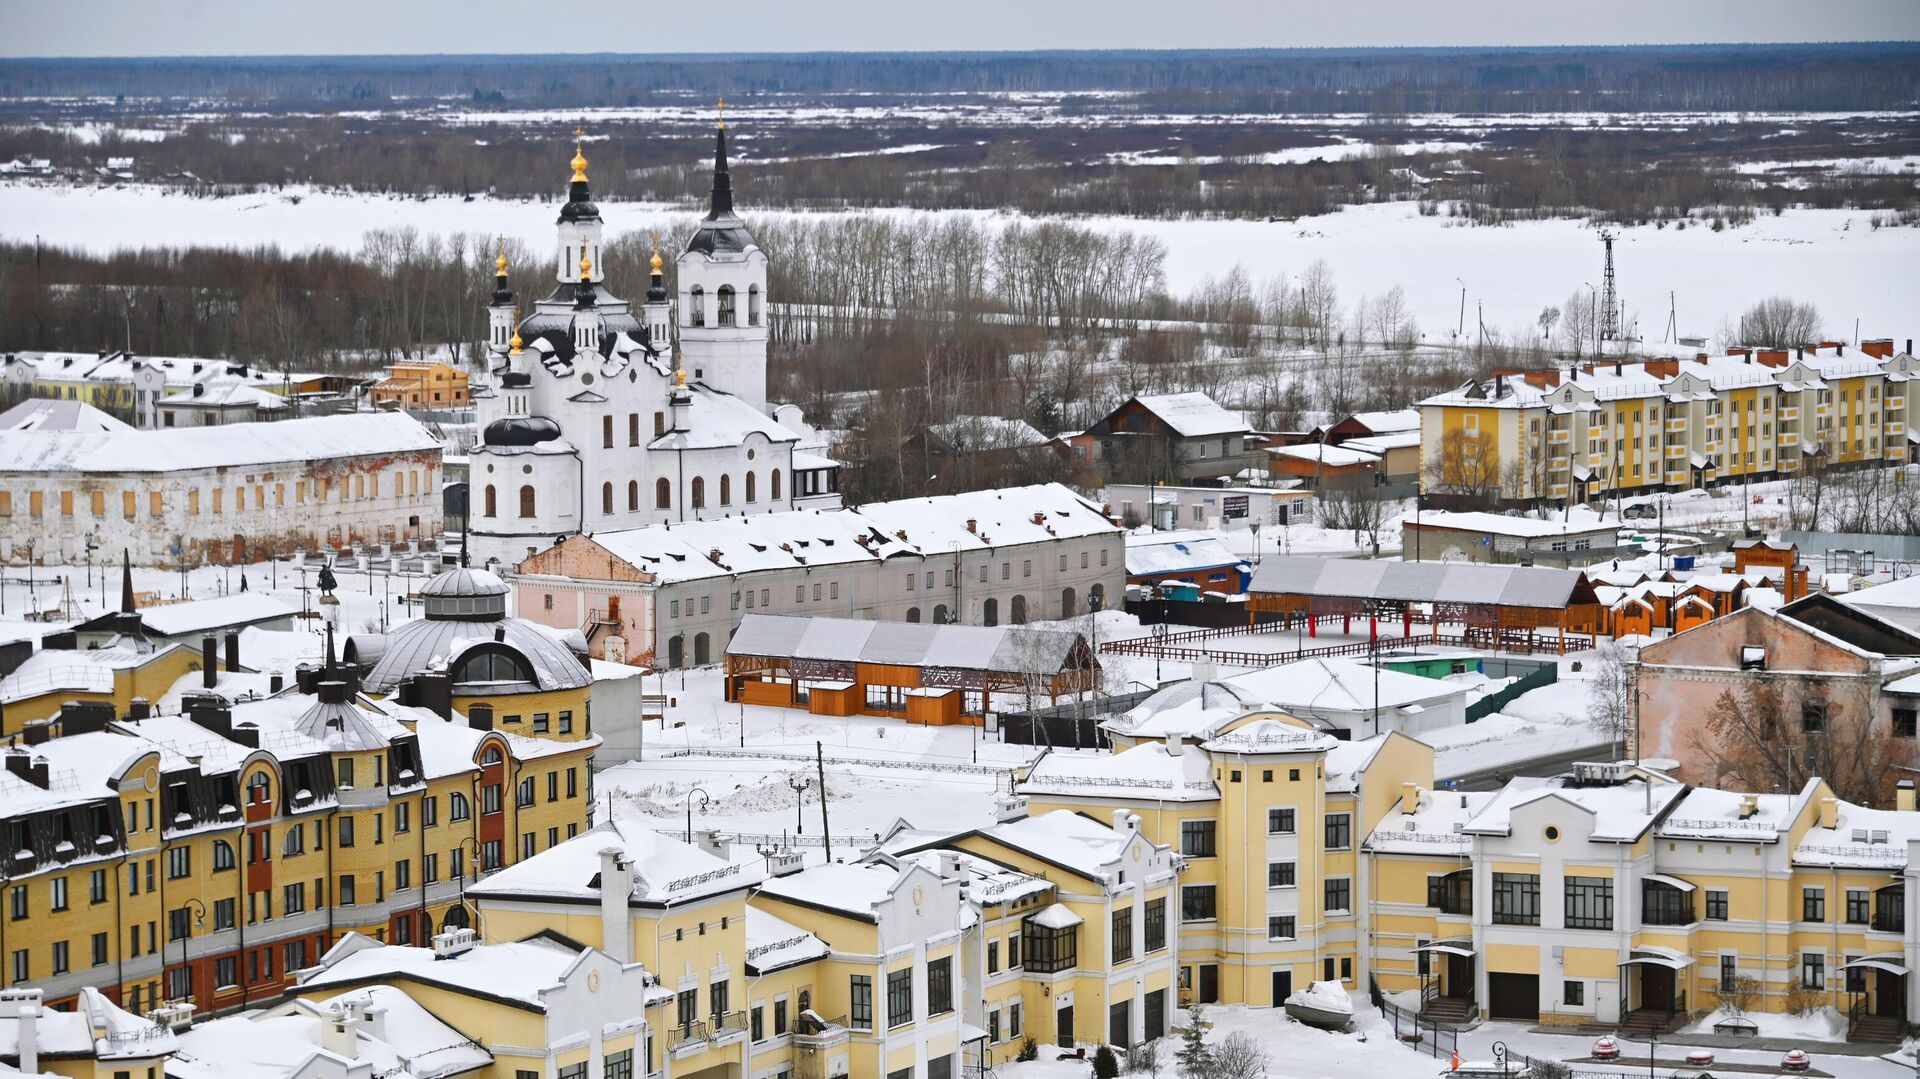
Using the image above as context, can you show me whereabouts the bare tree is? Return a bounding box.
[1736,296,1822,349]
[1206,1032,1268,1079]
[1431,428,1502,503]
[1587,641,1635,758]
[1694,680,1900,805]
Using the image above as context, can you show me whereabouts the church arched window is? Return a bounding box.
[770,468,782,502]
[601,482,613,515]
[717,285,736,327]
[656,477,672,509]
[483,484,497,518]
[719,474,732,506]
[518,485,536,518]
[627,480,639,511]
[689,286,705,327]
[691,476,706,509]
[745,472,756,503]
[748,285,762,327]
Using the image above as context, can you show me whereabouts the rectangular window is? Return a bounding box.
[284,882,305,914]
[92,931,107,967]
[1181,884,1216,922]
[338,874,355,906]
[1180,820,1216,857]
[1145,897,1166,952]
[214,897,235,930]
[1268,861,1296,888]
[1705,889,1729,920]
[1803,887,1826,923]
[1720,954,1738,993]
[850,974,873,1029]
[750,1005,764,1042]
[1324,877,1351,914]
[1008,933,1020,968]
[1112,907,1133,964]
[887,967,913,1027]
[1847,889,1869,925]
[338,817,355,848]
[604,1049,634,1079]
[1896,708,1917,739]
[49,878,67,912]
[8,887,24,921]
[1268,915,1296,940]
[927,956,953,1015]
[1801,952,1825,989]
[1564,980,1584,1006]
[1492,873,1541,926]
[988,941,999,974]
[167,846,191,879]
[1564,876,1613,930]
[1324,813,1352,850]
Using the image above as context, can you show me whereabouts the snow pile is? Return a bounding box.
[1681,1005,1846,1042]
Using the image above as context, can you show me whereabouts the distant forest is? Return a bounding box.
[3,44,1918,112]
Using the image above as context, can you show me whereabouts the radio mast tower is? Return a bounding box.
[1599,229,1621,344]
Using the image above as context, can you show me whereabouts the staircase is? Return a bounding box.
[1619,1009,1686,1037]
[1420,997,1476,1026]
[1849,1013,1903,1044]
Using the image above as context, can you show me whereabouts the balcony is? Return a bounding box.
[711,1010,749,1044]
[1664,445,1687,458]
[1549,456,1571,472]
[1888,396,1905,410]
[1778,407,1799,421]
[1665,419,1688,432]
[1548,430,1570,444]
[666,1020,710,1054]
[793,1013,851,1052]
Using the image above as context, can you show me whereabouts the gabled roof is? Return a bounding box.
[1120,392,1251,437]
[1250,556,1598,609]
[0,398,132,433]
[727,613,1089,676]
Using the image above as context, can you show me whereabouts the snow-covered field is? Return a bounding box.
[2,180,1911,335]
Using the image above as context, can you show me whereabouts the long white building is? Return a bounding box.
[512,483,1124,668]
[467,121,839,568]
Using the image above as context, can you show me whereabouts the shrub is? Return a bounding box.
[1093,1044,1120,1079]
[1015,1036,1039,1062]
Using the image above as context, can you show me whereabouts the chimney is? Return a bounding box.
[1899,780,1916,813]
[940,851,963,880]
[1738,794,1759,820]
[21,720,50,746]
[187,699,233,741]
[4,749,47,789]
[467,702,494,732]
[1190,656,1218,683]
[224,632,240,673]
[126,697,151,721]
[201,635,218,689]
[1401,781,1421,815]
[320,1003,359,1060]
[362,1004,387,1045]
[268,672,284,694]
[15,999,38,1075]
[598,847,633,962]
[229,722,260,750]
[1112,808,1132,833]
[1164,735,1183,757]
[966,519,977,534]
[696,829,730,861]
[1862,339,1894,359]
[1818,796,1838,829]
[767,847,806,877]
[993,794,1028,823]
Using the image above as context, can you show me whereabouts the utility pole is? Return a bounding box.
[815,741,831,858]
[1599,229,1621,345]
[1664,291,1677,344]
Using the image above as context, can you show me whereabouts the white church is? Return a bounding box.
[468,118,841,568]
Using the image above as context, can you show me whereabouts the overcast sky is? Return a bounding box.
[7,0,1917,57]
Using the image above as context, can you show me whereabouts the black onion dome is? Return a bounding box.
[558,177,600,224]
[483,416,562,447]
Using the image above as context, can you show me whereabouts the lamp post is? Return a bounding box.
[684,787,712,844]
[177,898,206,1004]
[785,776,811,836]
[454,835,484,931]
[1152,619,1168,685]
[1249,519,1262,568]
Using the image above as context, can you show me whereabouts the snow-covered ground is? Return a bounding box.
[2,180,1912,335]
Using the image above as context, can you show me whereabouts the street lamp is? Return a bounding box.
[453,834,484,932]
[177,898,207,1004]
[1249,519,1262,568]
[684,787,712,844]
[785,776,811,836]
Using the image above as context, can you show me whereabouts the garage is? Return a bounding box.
[1487,973,1539,1022]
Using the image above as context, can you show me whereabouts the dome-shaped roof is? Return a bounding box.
[362,617,591,694]
[420,567,508,598]
[483,416,562,448]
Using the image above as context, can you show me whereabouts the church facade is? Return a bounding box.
[467,120,839,568]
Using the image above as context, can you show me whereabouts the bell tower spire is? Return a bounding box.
[556,124,604,287]
[708,98,734,219]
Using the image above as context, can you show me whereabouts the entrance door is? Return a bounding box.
[1879,969,1907,1018]
[1445,953,1473,999]
[1487,973,1540,1022]
[1144,989,1166,1039]
[1199,964,1219,1005]
[1640,966,1674,1012]
[1056,1004,1074,1048]
[1271,970,1293,1007]
[1109,1000,1130,1048]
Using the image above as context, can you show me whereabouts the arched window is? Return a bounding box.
[601,482,614,515]
[483,484,497,517]
[449,791,472,821]
[212,839,236,871]
[719,474,731,506]
[1061,587,1076,619]
[481,746,503,766]
[691,476,706,509]
[518,485,536,518]
[982,597,999,627]
[717,285,736,326]
[907,607,921,623]
[770,468,783,502]
[689,285,705,327]
[246,771,271,804]
[748,284,763,326]
[745,472,756,503]
[1011,594,1028,624]
[442,906,471,930]
[656,477,672,509]
[1089,583,1106,612]
[933,604,949,624]
[455,649,533,684]
[694,632,710,665]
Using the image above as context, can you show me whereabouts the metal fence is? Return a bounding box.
[1369,980,1460,1061]
[1465,660,1559,722]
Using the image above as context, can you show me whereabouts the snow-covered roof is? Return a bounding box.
[927,415,1050,449]
[136,593,297,639]
[578,483,1117,586]
[360,610,590,694]
[168,985,492,1079]
[1251,556,1594,609]
[1228,658,1471,716]
[0,987,177,1062]
[299,935,587,1008]
[1794,797,1920,868]
[1656,784,1805,842]
[754,860,915,921]
[0,412,440,474]
[159,376,289,410]
[468,818,759,905]
[0,646,132,705]
[1342,430,1423,454]
[1125,530,1247,577]
[977,808,1146,882]
[1464,773,1688,843]
[1409,509,1618,539]
[1342,409,1422,435]
[1268,442,1379,467]
[1367,785,1494,854]
[1841,574,1920,613]
[726,614,1087,676]
[1020,742,1219,802]
[0,399,133,433]
[1201,716,1345,756]
[649,382,801,450]
[1128,392,1251,437]
[745,907,831,974]
[1107,679,1271,741]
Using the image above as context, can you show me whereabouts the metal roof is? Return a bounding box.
[727,614,1087,676]
[1249,556,1592,608]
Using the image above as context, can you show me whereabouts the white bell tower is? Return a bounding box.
[677,101,769,412]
